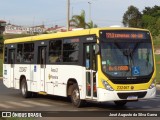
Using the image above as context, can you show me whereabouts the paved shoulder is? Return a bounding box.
[0,99,68,111]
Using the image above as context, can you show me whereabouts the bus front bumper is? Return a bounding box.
[97,87,156,102]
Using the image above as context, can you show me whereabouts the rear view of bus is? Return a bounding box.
[98,29,156,106]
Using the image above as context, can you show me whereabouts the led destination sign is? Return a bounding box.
[100,30,150,40]
[106,33,144,39]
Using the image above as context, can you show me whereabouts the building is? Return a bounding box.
[4,23,46,35]
[46,25,68,33]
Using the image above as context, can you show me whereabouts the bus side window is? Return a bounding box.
[63,38,79,63]
[49,40,62,63]
[4,46,8,63]
[9,49,15,64]
[23,43,34,63]
[17,44,23,63]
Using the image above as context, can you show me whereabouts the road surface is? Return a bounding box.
[0,80,160,119]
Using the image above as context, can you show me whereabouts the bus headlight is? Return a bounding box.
[149,79,156,89]
[102,80,114,91]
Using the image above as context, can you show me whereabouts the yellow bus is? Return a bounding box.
[3,27,156,107]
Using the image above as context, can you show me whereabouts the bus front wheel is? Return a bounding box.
[20,79,31,98]
[71,84,84,107]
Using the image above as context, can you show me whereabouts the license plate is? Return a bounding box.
[127,96,138,100]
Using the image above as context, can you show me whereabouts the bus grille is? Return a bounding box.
[111,78,150,84]
[117,92,147,99]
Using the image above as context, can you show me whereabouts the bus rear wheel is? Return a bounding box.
[114,101,127,107]
[20,79,31,98]
[71,84,84,107]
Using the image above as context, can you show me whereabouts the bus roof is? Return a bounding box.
[4,27,149,44]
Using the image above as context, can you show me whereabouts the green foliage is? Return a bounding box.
[0,35,3,40]
[143,5,160,17]
[70,10,97,29]
[155,55,160,83]
[70,10,87,28]
[87,20,98,28]
[123,5,160,38]
[153,35,160,48]
[0,35,4,53]
[141,5,160,36]
[0,58,3,77]
[122,5,142,27]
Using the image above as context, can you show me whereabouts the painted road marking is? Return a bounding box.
[22,100,51,107]
[38,100,68,106]
[7,101,32,107]
[0,103,13,109]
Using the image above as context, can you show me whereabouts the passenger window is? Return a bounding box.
[4,46,8,63]
[49,40,62,63]
[23,43,34,63]
[17,43,34,63]
[63,38,79,62]
[17,44,23,63]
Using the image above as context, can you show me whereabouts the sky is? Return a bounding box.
[0,0,159,27]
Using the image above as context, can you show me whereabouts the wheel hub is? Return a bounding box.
[22,83,26,95]
[73,89,80,103]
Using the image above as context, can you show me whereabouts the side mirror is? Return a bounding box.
[95,44,100,55]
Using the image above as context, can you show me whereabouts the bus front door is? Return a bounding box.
[84,44,97,99]
[8,49,15,88]
[38,47,47,92]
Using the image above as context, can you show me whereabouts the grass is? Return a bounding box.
[155,55,160,83]
[0,53,3,77]
[153,35,160,49]
[0,55,2,77]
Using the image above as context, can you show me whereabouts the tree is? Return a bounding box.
[143,5,160,17]
[0,35,3,53]
[70,10,97,29]
[70,10,87,28]
[122,5,142,27]
[87,20,98,28]
[141,5,160,36]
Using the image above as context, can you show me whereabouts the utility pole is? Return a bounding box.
[88,2,91,22]
[67,0,70,31]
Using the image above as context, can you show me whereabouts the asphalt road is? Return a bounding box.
[0,80,160,119]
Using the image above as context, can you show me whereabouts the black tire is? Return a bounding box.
[31,92,38,98]
[70,84,84,107]
[114,101,127,107]
[20,79,32,98]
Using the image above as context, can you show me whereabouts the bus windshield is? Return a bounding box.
[100,30,154,78]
